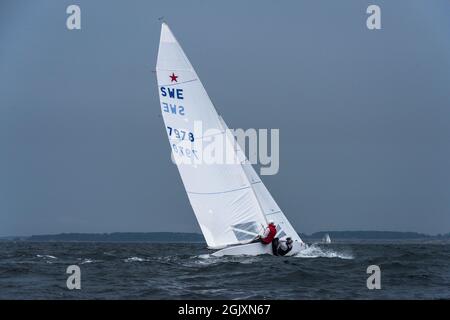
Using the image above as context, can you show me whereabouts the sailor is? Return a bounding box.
[272,237,294,256]
[258,220,277,244]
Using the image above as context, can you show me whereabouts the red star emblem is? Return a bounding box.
[169,73,178,82]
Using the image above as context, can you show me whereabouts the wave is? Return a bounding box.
[80,259,96,264]
[189,254,264,267]
[294,244,354,259]
[196,253,261,262]
[124,257,149,263]
[36,254,57,259]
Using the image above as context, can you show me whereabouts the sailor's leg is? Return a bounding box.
[271,238,279,256]
[278,246,293,256]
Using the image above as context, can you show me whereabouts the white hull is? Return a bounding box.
[212,241,306,257]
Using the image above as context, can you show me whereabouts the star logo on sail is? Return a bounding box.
[170,73,178,82]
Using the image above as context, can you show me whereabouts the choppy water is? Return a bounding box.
[0,241,449,299]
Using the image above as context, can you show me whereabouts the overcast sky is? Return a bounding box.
[1,0,449,236]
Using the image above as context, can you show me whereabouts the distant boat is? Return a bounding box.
[155,23,307,256]
[322,233,331,244]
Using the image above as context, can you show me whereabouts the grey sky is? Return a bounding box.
[1,0,449,236]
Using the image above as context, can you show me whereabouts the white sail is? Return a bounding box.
[218,116,304,245]
[156,23,304,251]
[156,23,268,248]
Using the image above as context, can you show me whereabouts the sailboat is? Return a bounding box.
[155,23,306,256]
[322,233,331,244]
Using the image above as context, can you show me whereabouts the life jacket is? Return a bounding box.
[261,224,277,244]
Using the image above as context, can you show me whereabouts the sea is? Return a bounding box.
[0,241,449,299]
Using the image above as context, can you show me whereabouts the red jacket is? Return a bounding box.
[261,224,277,244]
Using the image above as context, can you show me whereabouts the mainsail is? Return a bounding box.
[156,23,303,249]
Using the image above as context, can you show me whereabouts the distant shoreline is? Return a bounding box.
[1,231,448,242]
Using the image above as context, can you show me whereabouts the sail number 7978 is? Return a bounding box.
[167,126,194,142]
[172,144,198,159]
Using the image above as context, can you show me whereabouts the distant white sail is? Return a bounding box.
[323,233,331,244]
[155,23,304,251]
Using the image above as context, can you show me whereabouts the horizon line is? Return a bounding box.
[1,229,448,238]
